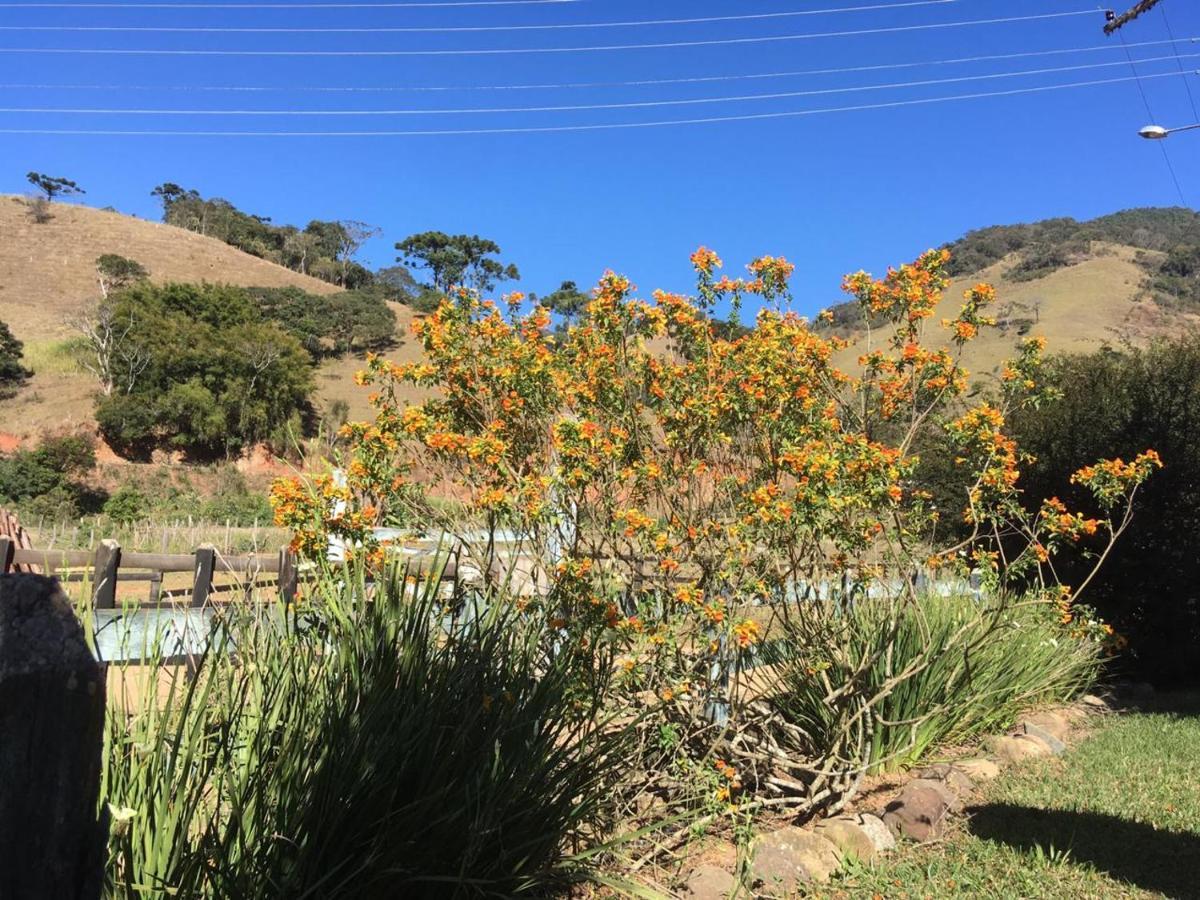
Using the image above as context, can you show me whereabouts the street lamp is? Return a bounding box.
[1139,123,1200,139]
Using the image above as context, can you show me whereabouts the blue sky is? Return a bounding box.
[1,0,1198,314]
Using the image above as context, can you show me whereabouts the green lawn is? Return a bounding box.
[814,694,1200,899]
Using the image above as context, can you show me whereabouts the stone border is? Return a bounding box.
[680,695,1112,898]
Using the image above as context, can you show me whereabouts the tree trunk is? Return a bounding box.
[0,574,107,900]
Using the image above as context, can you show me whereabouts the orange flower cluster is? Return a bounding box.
[1071,450,1163,507]
[690,246,722,275]
[947,404,1021,524]
[733,618,762,648]
[1039,497,1100,541]
[842,248,950,336]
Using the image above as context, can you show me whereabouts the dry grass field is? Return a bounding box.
[831,243,1200,380]
[0,194,338,341]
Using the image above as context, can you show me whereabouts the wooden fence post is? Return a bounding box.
[192,545,216,608]
[0,537,13,574]
[0,574,107,900]
[278,546,298,606]
[91,538,120,610]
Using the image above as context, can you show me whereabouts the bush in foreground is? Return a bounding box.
[102,564,629,898]
[273,247,1154,823]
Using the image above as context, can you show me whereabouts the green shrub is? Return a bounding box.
[249,285,396,359]
[103,563,628,898]
[769,593,1102,773]
[89,283,314,459]
[102,486,147,525]
[1009,336,1200,685]
[199,469,273,525]
[95,254,148,292]
[0,319,31,397]
[1006,240,1089,282]
[21,484,86,524]
[93,394,159,461]
[0,432,97,517]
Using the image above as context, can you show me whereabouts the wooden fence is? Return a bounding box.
[0,537,299,609]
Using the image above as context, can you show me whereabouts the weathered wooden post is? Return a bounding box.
[0,574,107,899]
[0,536,13,574]
[192,544,216,608]
[278,546,298,605]
[91,538,120,610]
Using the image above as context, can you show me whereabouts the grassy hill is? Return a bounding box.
[2,199,1198,446]
[822,208,1200,383]
[0,195,341,341]
[0,196,421,439]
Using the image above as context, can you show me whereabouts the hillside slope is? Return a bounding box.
[0,194,340,342]
[828,243,1200,382]
[2,200,1197,444]
[822,207,1200,382]
[0,196,395,438]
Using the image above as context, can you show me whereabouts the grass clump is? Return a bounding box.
[102,564,630,898]
[770,594,1102,773]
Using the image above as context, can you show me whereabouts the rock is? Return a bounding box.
[919,776,962,810]
[683,864,736,899]
[917,762,976,795]
[814,817,879,862]
[882,779,956,842]
[750,827,842,894]
[988,734,1050,765]
[851,813,896,854]
[1018,710,1073,742]
[1080,693,1113,711]
[1017,721,1067,755]
[953,757,1002,780]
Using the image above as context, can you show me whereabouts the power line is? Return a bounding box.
[0,71,1188,136]
[0,0,582,6]
[1160,4,1200,122]
[0,9,1102,56]
[1117,26,1188,205]
[6,53,1197,116]
[0,1,974,33]
[1,37,1192,93]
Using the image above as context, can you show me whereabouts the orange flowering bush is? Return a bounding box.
[273,247,1155,818]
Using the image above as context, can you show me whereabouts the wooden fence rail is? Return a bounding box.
[0,537,299,609]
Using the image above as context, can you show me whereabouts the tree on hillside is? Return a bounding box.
[26,172,85,202]
[395,231,520,295]
[149,184,377,288]
[282,229,322,275]
[150,182,196,217]
[88,283,313,459]
[0,320,31,399]
[96,254,149,297]
[335,220,381,288]
[68,298,150,397]
[538,280,591,327]
[374,265,420,300]
[247,285,396,358]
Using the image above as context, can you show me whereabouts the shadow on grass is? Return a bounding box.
[968,804,1200,898]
